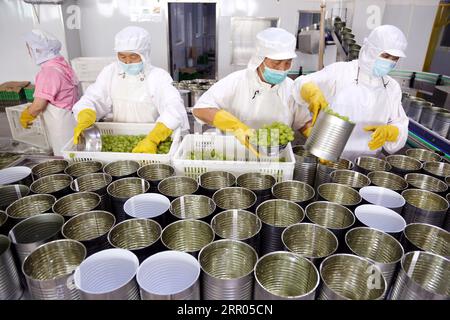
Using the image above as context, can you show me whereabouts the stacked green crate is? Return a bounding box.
[24,85,35,102]
[0,82,27,108]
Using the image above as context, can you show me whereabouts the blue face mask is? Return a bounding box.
[262,64,289,85]
[372,58,396,77]
[119,61,144,76]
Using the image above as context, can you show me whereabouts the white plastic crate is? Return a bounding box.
[5,104,51,149]
[172,134,295,182]
[61,122,180,166]
[71,57,116,82]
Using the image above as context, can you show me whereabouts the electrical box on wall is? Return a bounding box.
[23,0,63,4]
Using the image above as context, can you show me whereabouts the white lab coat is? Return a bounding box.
[294,60,409,162]
[193,68,311,130]
[72,63,189,131]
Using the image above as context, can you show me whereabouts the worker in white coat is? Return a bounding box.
[192,27,311,154]
[20,29,78,156]
[295,25,409,162]
[72,26,188,153]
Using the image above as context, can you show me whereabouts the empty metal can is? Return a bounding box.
[256,199,304,255]
[330,169,370,189]
[199,171,236,198]
[254,251,319,300]
[345,227,403,288]
[386,155,422,175]
[354,156,391,175]
[405,148,442,163]
[359,186,406,214]
[30,174,73,199]
[0,235,23,300]
[305,201,355,242]
[137,250,200,300]
[236,172,276,208]
[432,111,450,138]
[161,219,214,257]
[0,184,30,211]
[9,213,64,265]
[31,160,69,179]
[199,240,258,300]
[419,106,444,129]
[282,223,338,268]
[390,251,450,300]
[108,218,162,263]
[406,98,430,121]
[210,209,261,252]
[137,163,175,193]
[402,189,448,227]
[314,158,353,189]
[401,223,449,258]
[62,211,116,256]
[103,160,140,180]
[70,173,112,211]
[317,183,362,208]
[22,239,86,300]
[158,176,199,201]
[124,193,171,227]
[272,180,315,207]
[305,112,355,162]
[52,192,101,219]
[318,254,387,300]
[6,194,56,226]
[405,173,448,195]
[169,195,216,223]
[107,177,150,222]
[423,161,450,181]
[0,211,7,235]
[355,204,406,239]
[64,161,103,178]
[0,166,33,186]
[213,187,257,212]
[367,171,408,192]
[74,248,140,300]
[292,145,317,186]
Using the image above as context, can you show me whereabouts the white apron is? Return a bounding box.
[111,74,158,123]
[331,81,392,162]
[42,103,76,156]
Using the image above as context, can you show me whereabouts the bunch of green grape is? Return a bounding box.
[323,107,354,124]
[249,122,295,147]
[101,135,172,154]
[188,150,228,161]
[157,137,173,154]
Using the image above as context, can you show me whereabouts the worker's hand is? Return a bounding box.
[132,122,173,154]
[301,82,328,125]
[19,107,37,129]
[364,124,399,151]
[73,109,96,144]
[213,110,260,157]
[301,121,313,138]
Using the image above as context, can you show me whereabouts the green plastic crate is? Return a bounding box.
[0,89,24,101]
[24,85,35,102]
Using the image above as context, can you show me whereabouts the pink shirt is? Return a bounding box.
[34,56,79,110]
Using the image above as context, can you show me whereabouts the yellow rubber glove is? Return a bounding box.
[132,122,173,154]
[301,82,329,125]
[364,124,400,151]
[73,109,97,144]
[212,110,260,157]
[20,107,37,129]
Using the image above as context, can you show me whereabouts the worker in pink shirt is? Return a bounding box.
[20,29,79,156]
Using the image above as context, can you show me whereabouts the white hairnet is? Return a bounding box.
[358,25,407,75]
[114,26,151,65]
[248,27,297,70]
[23,29,62,65]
